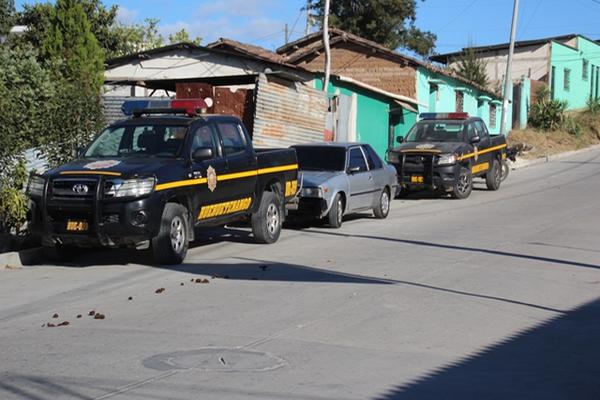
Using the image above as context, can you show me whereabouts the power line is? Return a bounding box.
[435,0,479,33]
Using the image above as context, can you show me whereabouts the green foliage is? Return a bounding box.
[109,18,164,57]
[453,45,489,88]
[42,0,105,91]
[42,81,105,167]
[307,0,436,57]
[529,85,568,131]
[0,0,15,36]
[586,97,600,115]
[168,28,201,45]
[0,45,54,172]
[562,115,582,137]
[0,160,28,233]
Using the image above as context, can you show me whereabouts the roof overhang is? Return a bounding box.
[335,75,426,107]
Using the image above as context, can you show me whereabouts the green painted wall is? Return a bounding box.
[315,78,417,158]
[550,37,600,110]
[416,67,510,134]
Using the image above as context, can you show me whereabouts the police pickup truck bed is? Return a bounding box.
[387,113,507,199]
[27,99,298,264]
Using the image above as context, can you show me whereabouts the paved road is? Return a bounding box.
[1,149,600,400]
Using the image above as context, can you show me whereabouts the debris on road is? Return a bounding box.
[76,314,82,318]
[52,313,59,318]
[88,310,96,316]
[94,313,105,320]
[58,321,69,326]
[155,288,165,294]
[128,296,133,300]
[46,323,56,328]
[194,278,209,284]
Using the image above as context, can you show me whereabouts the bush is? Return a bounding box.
[562,116,582,138]
[529,85,568,131]
[0,160,28,234]
[586,97,600,115]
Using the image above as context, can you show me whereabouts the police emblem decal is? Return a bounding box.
[207,166,217,192]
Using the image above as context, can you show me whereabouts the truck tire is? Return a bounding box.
[501,159,510,182]
[327,193,344,228]
[373,188,390,219]
[486,159,502,191]
[252,191,282,244]
[42,245,75,263]
[152,203,189,265]
[451,167,473,199]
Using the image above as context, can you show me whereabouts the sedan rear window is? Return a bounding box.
[293,146,346,171]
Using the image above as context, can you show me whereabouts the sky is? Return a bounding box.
[14,0,600,55]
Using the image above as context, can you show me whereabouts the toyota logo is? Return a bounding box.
[72,184,89,194]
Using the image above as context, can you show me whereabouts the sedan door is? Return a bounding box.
[361,144,387,204]
[346,146,375,211]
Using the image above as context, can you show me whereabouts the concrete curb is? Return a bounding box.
[0,247,44,268]
[510,144,600,170]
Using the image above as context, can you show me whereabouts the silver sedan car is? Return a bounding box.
[290,142,398,228]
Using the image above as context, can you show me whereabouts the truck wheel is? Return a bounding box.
[152,203,189,265]
[42,245,75,263]
[451,167,473,199]
[252,191,282,244]
[327,193,344,228]
[373,188,390,219]
[501,159,510,182]
[486,159,502,191]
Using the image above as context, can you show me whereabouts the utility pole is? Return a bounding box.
[322,0,331,92]
[500,0,519,136]
[285,23,289,44]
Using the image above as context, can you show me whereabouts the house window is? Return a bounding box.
[564,68,571,92]
[455,91,464,112]
[489,104,497,129]
[583,59,589,81]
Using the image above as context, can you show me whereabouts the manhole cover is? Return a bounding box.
[143,347,286,372]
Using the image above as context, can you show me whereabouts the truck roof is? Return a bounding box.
[110,114,243,127]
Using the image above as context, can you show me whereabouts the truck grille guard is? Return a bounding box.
[399,153,438,187]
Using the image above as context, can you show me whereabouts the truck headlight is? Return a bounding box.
[27,175,45,196]
[300,187,323,198]
[105,177,155,198]
[437,154,457,166]
[386,151,400,163]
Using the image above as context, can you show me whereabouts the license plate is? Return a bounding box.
[66,220,88,232]
[410,175,424,183]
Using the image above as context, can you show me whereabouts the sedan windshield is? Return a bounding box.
[405,121,466,143]
[294,146,346,171]
[84,124,189,158]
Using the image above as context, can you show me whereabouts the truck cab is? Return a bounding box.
[27,99,298,264]
[387,112,507,199]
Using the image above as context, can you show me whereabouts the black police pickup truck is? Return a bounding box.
[387,113,507,199]
[26,99,298,264]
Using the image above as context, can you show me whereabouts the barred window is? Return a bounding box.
[455,91,464,112]
[564,68,571,91]
[489,104,497,129]
[583,59,589,81]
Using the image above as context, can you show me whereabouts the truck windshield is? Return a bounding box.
[294,146,346,171]
[84,124,189,158]
[404,121,466,143]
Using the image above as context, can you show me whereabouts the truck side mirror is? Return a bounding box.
[396,136,404,144]
[192,147,214,162]
[470,135,481,144]
[71,147,84,158]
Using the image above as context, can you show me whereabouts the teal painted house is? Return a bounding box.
[433,34,600,127]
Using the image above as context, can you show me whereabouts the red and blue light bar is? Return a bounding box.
[419,112,469,120]
[121,98,208,117]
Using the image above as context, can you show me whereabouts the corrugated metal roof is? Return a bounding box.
[253,74,327,148]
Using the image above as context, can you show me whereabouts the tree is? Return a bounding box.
[42,0,105,90]
[307,0,436,57]
[168,28,201,45]
[110,18,165,57]
[0,0,15,36]
[452,45,490,88]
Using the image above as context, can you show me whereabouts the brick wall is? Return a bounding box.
[296,43,417,98]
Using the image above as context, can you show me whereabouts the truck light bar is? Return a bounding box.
[420,112,469,120]
[121,99,208,117]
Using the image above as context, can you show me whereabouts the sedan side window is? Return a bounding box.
[348,147,368,172]
[191,124,218,158]
[363,145,383,169]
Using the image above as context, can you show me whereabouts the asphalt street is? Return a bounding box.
[1,149,600,400]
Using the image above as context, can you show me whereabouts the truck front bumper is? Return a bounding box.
[394,155,461,191]
[28,177,163,248]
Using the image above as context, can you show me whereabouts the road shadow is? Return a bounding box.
[373,297,600,400]
[301,230,600,271]
[26,226,260,268]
